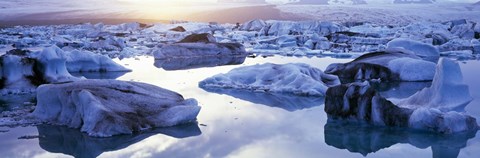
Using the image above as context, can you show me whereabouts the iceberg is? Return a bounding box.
[325,49,436,81]
[397,58,473,111]
[199,63,340,96]
[65,50,131,72]
[325,81,478,134]
[32,79,201,137]
[325,58,477,134]
[0,47,80,94]
[153,33,247,59]
[239,19,266,31]
[387,38,440,58]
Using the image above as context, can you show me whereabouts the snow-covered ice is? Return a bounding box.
[32,79,201,137]
[199,63,340,96]
[325,49,436,81]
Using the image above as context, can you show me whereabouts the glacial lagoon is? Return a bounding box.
[0,55,479,158]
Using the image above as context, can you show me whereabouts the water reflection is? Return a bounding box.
[201,88,324,111]
[0,93,35,112]
[70,71,129,79]
[324,120,477,157]
[154,56,246,71]
[37,123,201,158]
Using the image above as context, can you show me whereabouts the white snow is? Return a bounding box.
[398,58,473,111]
[199,63,340,96]
[387,38,440,58]
[32,79,201,137]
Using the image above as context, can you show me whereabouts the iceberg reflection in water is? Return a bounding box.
[70,71,130,79]
[154,56,246,71]
[201,88,324,111]
[37,123,201,158]
[324,120,477,158]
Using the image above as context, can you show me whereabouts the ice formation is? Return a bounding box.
[32,79,201,137]
[0,48,80,94]
[153,33,247,59]
[325,58,478,134]
[398,58,473,111]
[65,50,131,72]
[1,19,479,59]
[0,45,131,94]
[387,38,440,58]
[325,49,436,81]
[199,63,340,96]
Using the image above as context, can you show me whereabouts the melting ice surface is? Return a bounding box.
[0,56,479,158]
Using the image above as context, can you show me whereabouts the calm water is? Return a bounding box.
[0,56,479,158]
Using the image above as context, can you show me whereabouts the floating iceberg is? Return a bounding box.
[200,63,340,96]
[65,50,131,72]
[325,49,436,81]
[398,58,473,111]
[153,33,247,59]
[387,38,440,58]
[239,19,266,31]
[32,79,201,137]
[0,47,80,94]
[325,81,477,134]
[325,58,478,134]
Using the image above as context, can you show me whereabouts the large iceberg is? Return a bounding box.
[199,63,340,96]
[325,58,478,134]
[32,79,201,137]
[325,49,436,81]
